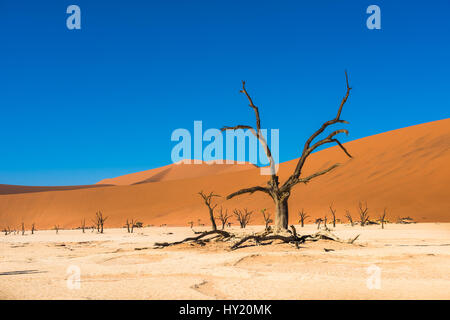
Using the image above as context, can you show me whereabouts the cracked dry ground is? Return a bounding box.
[0,224,449,299]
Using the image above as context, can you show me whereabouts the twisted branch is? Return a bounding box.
[282,71,352,191]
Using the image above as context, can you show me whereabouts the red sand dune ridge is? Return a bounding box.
[0,119,449,229]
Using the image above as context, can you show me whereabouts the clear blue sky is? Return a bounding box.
[0,0,449,186]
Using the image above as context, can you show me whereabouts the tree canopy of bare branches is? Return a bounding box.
[221,72,352,231]
[358,202,369,227]
[198,191,220,231]
[345,210,354,227]
[261,208,273,231]
[93,211,108,233]
[298,209,309,227]
[234,209,253,228]
[215,207,231,230]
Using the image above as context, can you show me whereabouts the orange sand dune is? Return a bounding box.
[96,161,256,185]
[0,119,449,229]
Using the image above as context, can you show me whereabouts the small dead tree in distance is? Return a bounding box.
[345,210,354,226]
[358,202,370,226]
[125,219,136,233]
[298,209,309,227]
[3,226,11,235]
[315,218,323,230]
[21,222,25,235]
[198,191,220,231]
[31,223,35,235]
[93,211,108,233]
[215,207,231,230]
[234,209,252,228]
[81,219,86,233]
[329,204,337,228]
[221,72,352,231]
[125,219,131,233]
[93,217,100,232]
[54,225,59,234]
[378,208,387,229]
[261,208,273,231]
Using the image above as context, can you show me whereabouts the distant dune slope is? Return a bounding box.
[0,119,449,229]
[0,184,110,195]
[96,161,256,185]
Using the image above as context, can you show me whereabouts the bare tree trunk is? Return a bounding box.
[198,191,220,231]
[209,208,217,231]
[275,197,289,231]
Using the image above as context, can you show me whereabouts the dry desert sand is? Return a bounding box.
[0,223,449,299]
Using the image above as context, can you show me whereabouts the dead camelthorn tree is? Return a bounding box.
[378,208,387,229]
[329,204,337,228]
[21,222,25,235]
[81,219,86,233]
[358,202,370,226]
[198,191,220,231]
[93,217,100,232]
[298,209,309,227]
[54,225,59,234]
[315,218,323,230]
[215,207,231,230]
[261,208,273,231]
[234,209,253,228]
[93,211,108,233]
[125,219,136,233]
[31,223,35,234]
[221,72,352,231]
[345,210,354,227]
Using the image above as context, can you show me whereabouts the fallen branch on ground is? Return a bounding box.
[153,230,233,248]
[153,226,360,250]
[230,226,309,250]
